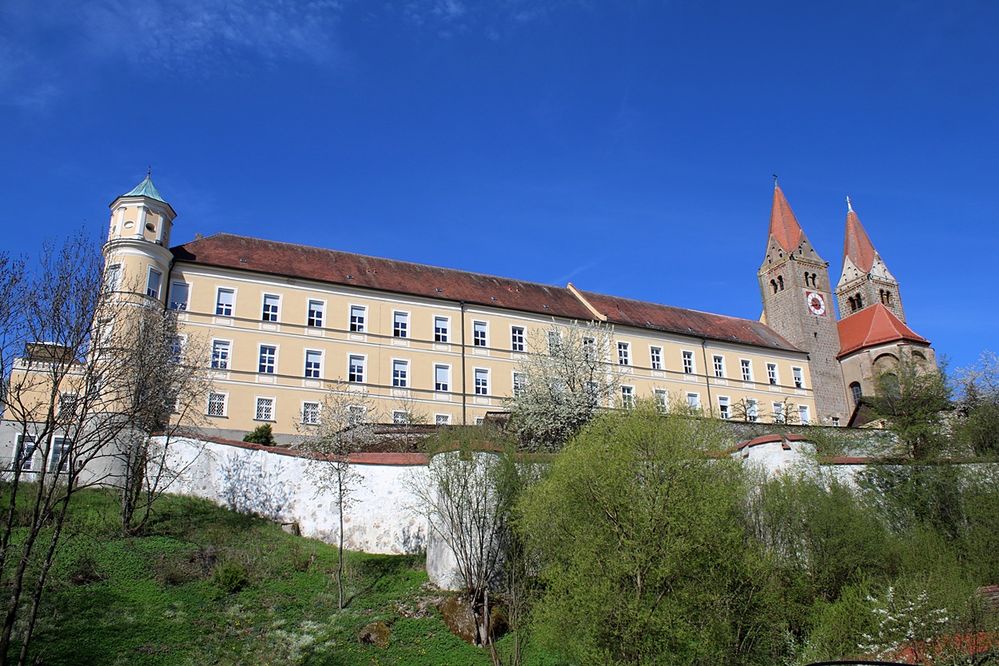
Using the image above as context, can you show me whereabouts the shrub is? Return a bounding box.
[211,561,250,595]
[68,553,104,586]
[243,424,275,445]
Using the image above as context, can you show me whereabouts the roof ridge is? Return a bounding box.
[580,288,770,326]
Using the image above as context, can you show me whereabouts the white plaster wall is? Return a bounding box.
[735,440,817,477]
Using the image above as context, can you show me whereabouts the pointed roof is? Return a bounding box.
[121,172,168,204]
[837,303,928,357]
[843,199,878,273]
[768,185,805,252]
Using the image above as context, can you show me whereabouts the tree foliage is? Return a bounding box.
[869,357,952,460]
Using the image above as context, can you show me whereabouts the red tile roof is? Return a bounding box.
[837,303,929,357]
[768,186,805,253]
[171,233,802,353]
[732,433,809,452]
[843,207,878,273]
[578,290,802,352]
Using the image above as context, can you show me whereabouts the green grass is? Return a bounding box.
[5,489,496,665]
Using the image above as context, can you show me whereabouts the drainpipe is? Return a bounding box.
[700,340,714,417]
[460,301,467,425]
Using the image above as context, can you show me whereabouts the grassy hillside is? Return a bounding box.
[6,489,503,665]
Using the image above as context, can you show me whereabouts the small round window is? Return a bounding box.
[145,222,155,232]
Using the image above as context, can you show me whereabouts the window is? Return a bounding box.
[262,294,280,322]
[393,410,410,425]
[435,317,450,343]
[258,345,277,374]
[792,367,804,389]
[620,386,635,409]
[832,417,841,427]
[302,401,321,425]
[772,401,785,423]
[215,288,235,316]
[583,337,596,361]
[718,396,731,419]
[747,399,759,422]
[348,355,365,383]
[49,437,71,473]
[474,369,489,395]
[473,321,487,347]
[510,326,525,352]
[207,392,227,417]
[617,342,630,366]
[435,365,450,392]
[105,264,121,291]
[348,405,365,425]
[713,355,725,378]
[777,275,785,291]
[15,435,36,472]
[513,372,526,397]
[547,330,561,355]
[170,335,184,363]
[435,414,451,425]
[682,351,694,374]
[767,363,778,385]
[798,405,810,425]
[650,346,663,370]
[146,268,162,299]
[770,279,778,294]
[211,340,230,370]
[686,393,701,410]
[393,311,409,338]
[741,359,752,382]
[169,282,190,310]
[307,300,325,327]
[304,350,322,379]
[654,389,668,412]
[59,393,78,417]
[392,360,409,388]
[349,305,366,332]
[850,381,863,405]
[255,397,274,421]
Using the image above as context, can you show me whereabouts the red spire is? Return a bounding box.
[769,185,805,253]
[843,197,878,273]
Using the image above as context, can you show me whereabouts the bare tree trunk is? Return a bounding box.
[337,477,345,610]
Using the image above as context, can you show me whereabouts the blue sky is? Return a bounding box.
[1,1,996,370]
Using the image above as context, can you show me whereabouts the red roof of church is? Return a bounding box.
[768,185,805,252]
[171,233,803,353]
[837,303,929,357]
[843,206,878,273]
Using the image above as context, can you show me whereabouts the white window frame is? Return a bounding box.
[302,401,321,425]
[392,359,410,388]
[434,364,451,392]
[792,366,804,389]
[654,388,668,411]
[740,359,753,382]
[392,410,410,425]
[798,405,810,425]
[349,304,367,333]
[105,263,122,291]
[434,316,450,343]
[617,342,630,366]
[258,344,278,375]
[207,392,228,417]
[474,368,489,395]
[393,310,410,339]
[510,325,525,352]
[307,299,326,328]
[254,396,276,422]
[169,281,190,311]
[14,434,36,472]
[713,355,725,378]
[718,395,731,420]
[261,293,281,322]
[682,350,695,375]
[747,398,759,422]
[620,385,635,409]
[547,330,561,355]
[49,437,71,473]
[304,349,323,379]
[435,414,451,426]
[772,401,785,423]
[215,287,236,317]
[512,371,526,397]
[347,353,366,384]
[58,392,79,417]
[767,363,779,385]
[650,346,663,370]
[146,267,162,299]
[473,321,488,347]
[686,392,701,410]
[211,339,231,370]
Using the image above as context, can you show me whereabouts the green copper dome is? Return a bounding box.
[123,173,167,204]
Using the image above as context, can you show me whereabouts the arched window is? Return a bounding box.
[770,279,778,294]
[855,293,863,308]
[777,275,784,291]
[810,273,817,287]
[850,382,862,405]
[848,296,857,312]
[884,291,892,305]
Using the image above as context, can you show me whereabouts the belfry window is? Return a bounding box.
[855,293,863,309]
[777,275,784,291]
[770,279,778,294]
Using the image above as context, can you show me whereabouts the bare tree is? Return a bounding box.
[506,321,619,451]
[295,384,375,609]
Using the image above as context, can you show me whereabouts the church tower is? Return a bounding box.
[758,183,849,424]
[835,198,905,322]
[103,172,177,308]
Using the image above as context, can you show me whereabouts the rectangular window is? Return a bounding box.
[15,435,36,472]
[169,282,190,311]
[435,414,451,426]
[258,345,277,374]
[741,359,752,382]
[713,355,725,378]
[215,288,235,316]
[435,317,450,343]
[718,396,730,420]
[302,401,321,425]
[747,399,759,422]
[146,268,162,299]
[650,346,663,370]
[686,392,701,410]
[547,330,561,355]
[307,300,325,327]
[393,311,409,338]
[392,359,409,388]
[105,264,122,291]
[304,350,322,379]
[767,363,778,385]
[255,397,274,421]
[211,340,230,370]
[207,392,227,417]
[49,437,71,473]
[435,365,450,392]
[348,405,365,425]
[799,405,810,425]
[617,342,630,366]
[349,305,366,332]
[59,393,78,417]
[513,372,526,397]
[682,351,694,374]
[348,355,365,383]
[510,326,525,352]
[473,321,487,347]
[262,294,280,322]
[620,386,635,409]
[583,337,596,361]
[170,335,184,363]
[792,367,804,389]
[773,401,785,423]
[474,368,489,395]
[654,389,668,411]
[393,410,410,425]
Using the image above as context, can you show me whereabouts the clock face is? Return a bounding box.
[806,291,826,316]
